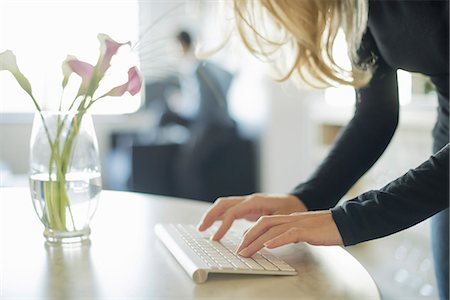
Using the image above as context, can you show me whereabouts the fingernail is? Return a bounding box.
[238,248,249,257]
[264,241,274,248]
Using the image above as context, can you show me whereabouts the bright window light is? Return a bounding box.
[325,86,356,107]
[325,30,412,106]
[397,69,412,105]
[0,0,140,114]
[325,30,356,107]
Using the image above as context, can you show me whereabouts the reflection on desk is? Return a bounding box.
[0,188,381,299]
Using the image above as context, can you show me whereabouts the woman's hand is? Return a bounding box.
[197,193,308,241]
[236,211,343,257]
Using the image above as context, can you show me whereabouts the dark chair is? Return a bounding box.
[129,136,257,202]
[131,143,180,197]
[201,137,257,201]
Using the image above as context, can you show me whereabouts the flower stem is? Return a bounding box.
[43,112,81,231]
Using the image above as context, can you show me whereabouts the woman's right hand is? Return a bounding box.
[197,193,308,241]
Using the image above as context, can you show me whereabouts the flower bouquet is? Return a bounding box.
[0,34,142,243]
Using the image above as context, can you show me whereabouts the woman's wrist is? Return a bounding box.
[287,194,309,213]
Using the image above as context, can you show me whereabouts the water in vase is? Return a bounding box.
[30,172,101,232]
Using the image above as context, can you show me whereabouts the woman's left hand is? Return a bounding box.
[236,211,343,257]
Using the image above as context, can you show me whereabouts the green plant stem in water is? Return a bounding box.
[43,110,85,231]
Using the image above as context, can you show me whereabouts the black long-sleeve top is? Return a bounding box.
[291,0,449,246]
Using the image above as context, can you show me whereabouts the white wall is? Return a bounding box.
[0,116,32,174]
[259,79,322,193]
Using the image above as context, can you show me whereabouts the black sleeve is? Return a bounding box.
[331,144,449,246]
[291,29,400,210]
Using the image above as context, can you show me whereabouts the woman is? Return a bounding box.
[197,1,449,299]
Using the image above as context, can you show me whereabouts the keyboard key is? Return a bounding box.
[230,261,250,269]
[252,255,279,271]
[239,257,265,270]
[274,263,296,272]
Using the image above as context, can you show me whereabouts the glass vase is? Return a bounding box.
[29,111,102,244]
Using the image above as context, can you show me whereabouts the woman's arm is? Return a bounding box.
[236,145,449,257]
[332,144,449,246]
[292,29,400,210]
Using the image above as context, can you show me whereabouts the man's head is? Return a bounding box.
[176,30,193,55]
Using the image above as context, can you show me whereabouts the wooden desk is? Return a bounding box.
[0,188,381,299]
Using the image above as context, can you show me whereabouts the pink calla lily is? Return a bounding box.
[62,55,95,96]
[103,67,142,97]
[97,34,131,77]
[62,34,130,98]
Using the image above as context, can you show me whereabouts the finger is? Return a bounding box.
[211,212,235,241]
[211,199,256,241]
[242,227,250,237]
[238,225,288,257]
[197,197,243,231]
[237,215,295,253]
[263,228,303,249]
[211,204,247,241]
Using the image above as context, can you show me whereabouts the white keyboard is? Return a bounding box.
[154,223,297,283]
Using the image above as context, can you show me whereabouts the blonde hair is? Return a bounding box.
[233,0,372,88]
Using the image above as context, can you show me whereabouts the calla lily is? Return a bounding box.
[96,34,131,78]
[63,35,131,98]
[61,55,74,88]
[0,50,33,98]
[62,55,95,97]
[102,67,142,97]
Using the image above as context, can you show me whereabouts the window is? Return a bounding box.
[325,30,412,106]
[0,0,140,114]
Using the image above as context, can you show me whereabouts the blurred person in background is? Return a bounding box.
[163,30,237,201]
[197,1,449,298]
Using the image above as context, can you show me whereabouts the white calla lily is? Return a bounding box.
[0,50,34,98]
